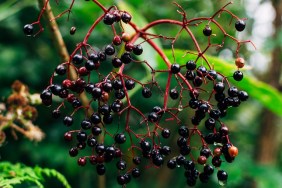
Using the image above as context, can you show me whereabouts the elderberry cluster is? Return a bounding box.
[26,1,251,187]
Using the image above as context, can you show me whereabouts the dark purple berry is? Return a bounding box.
[235,20,246,32]
[23,24,33,36]
[203,25,212,36]
[171,63,181,74]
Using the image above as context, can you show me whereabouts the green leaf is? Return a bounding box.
[157,49,282,116]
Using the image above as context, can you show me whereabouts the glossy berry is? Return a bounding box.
[117,175,126,185]
[63,116,73,127]
[209,109,221,119]
[178,126,189,137]
[214,82,225,93]
[90,113,101,124]
[193,76,203,87]
[105,44,115,55]
[169,88,179,100]
[103,13,115,25]
[133,45,143,55]
[112,57,122,68]
[23,24,33,36]
[113,35,122,46]
[133,156,142,165]
[125,79,135,90]
[77,131,87,142]
[205,118,216,130]
[81,119,92,130]
[185,71,196,80]
[115,133,126,144]
[167,159,177,169]
[72,54,83,64]
[197,66,207,77]
[88,53,99,62]
[161,128,171,138]
[142,87,152,98]
[180,145,191,155]
[212,156,222,167]
[98,104,111,115]
[171,63,181,74]
[96,164,106,175]
[186,60,196,70]
[121,52,132,64]
[199,172,209,183]
[204,164,214,175]
[103,114,113,124]
[238,90,249,101]
[207,70,217,80]
[55,64,66,75]
[228,86,238,97]
[235,20,246,32]
[217,170,228,181]
[200,148,211,158]
[116,160,127,170]
[160,146,171,156]
[92,126,102,136]
[132,168,141,178]
[197,155,207,165]
[152,155,164,166]
[52,109,61,119]
[78,157,87,166]
[69,147,78,157]
[87,137,97,147]
[148,112,158,122]
[233,70,243,81]
[121,12,132,23]
[140,140,151,151]
[203,25,212,36]
[228,146,239,157]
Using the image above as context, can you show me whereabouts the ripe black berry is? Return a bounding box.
[98,104,111,115]
[112,57,123,68]
[103,114,113,124]
[23,24,33,36]
[125,79,135,90]
[87,137,97,147]
[214,82,225,93]
[186,60,196,70]
[233,70,243,81]
[161,128,171,138]
[96,164,106,175]
[160,146,171,156]
[98,51,107,61]
[116,160,127,170]
[203,25,212,36]
[103,13,115,25]
[115,133,126,144]
[193,76,203,87]
[142,87,152,98]
[132,168,141,178]
[115,90,125,99]
[140,140,151,151]
[205,118,216,130]
[238,90,249,101]
[197,66,207,77]
[77,131,87,142]
[167,159,177,169]
[204,164,214,175]
[69,147,78,157]
[169,88,179,100]
[95,144,105,155]
[199,172,209,183]
[55,64,66,75]
[152,155,164,166]
[178,126,189,137]
[228,86,238,97]
[88,53,99,62]
[133,156,141,165]
[209,109,221,119]
[91,87,102,99]
[121,52,132,64]
[92,126,102,136]
[133,45,143,55]
[63,116,73,126]
[207,70,217,80]
[104,44,115,55]
[148,112,158,122]
[212,156,222,167]
[72,54,83,64]
[185,71,196,80]
[90,113,101,124]
[217,170,228,181]
[235,20,246,32]
[180,145,191,155]
[52,109,61,119]
[121,12,132,23]
[81,119,92,130]
[171,63,181,74]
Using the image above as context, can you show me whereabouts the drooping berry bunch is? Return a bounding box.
[26,1,253,187]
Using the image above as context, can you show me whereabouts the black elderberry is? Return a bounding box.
[102,82,112,92]
[98,51,107,61]
[112,79,123,90]
[87,137,97,147]
[176,155,186,165]
[187,178,197,186]
[214,82,225,93]
[103,13,115,25]
[140,140,151,151]
[204,164,214,175]
[103,114,113,124]
[115,133,126,144]
[212,156,222,167]
[40,89,52,100]
[116,160,127,170]
[160,146,171,156]
[189,99,199,109]
[132,168,141,178]
[125,79,135,90]
[95,144,105,155]
[203,25,212,36]
[117,175,126,185]
[219,126,229,136]
[207,70,217,80]
[50,84,62,96]
[200,148,211,158]
[133,44,143,55]
[124,173,131,184]
[69,147,78,157]
[98,104,111,115]
[52,109,60,119]
[148,112,159,122]
[133,156,142,165]
[193,76,203,87]
[233,70,243,81]
[185,71,196,80]
[228,86,238,97]
[198,102,209,113]
[184,160,195,170]
[105,44,115,55]
[205,118,216,130]
[91,87,102,99]
[96,164,106,175]
[171,63,181,74]
[235,20,246,32]
[177,137,187,147]
[112,57,123,68]
[215,93,225,102]
[23,24,33,36]
[81,119,92,130]
[92,126,102,136]
[217,170,228,181]
[142,87,152,98]
[85,60,97,71]
[63,116,73,127]
[121,12,132,23]
[90,113,101,124]
[152,106,163,115]
[152,155,164,166]
[180,145,191,155]
[121,52,132,64]
[167,159,177,169]
[191,116,201,125]
[115,90,125,99]
[186,60,196,70]
[204,133,214,144]
[72,99,82,108]
[178,126,189,137]
[238,90,249,101]
[113,11,121,22]
[77,131,87,143]
[209,109,221,119]
[197,66,207,77]
[55,64,66,75]
[232,97,241,107]
[169,88,179,100]
[72,54,83,64]
[88,53,99,62]
[161,128,171,138]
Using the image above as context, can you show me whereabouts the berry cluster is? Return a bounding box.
[26,1,253,187]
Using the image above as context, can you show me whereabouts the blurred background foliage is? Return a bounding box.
[0,0,282,187]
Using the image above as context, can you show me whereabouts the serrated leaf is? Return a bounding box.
[157,49,282,116]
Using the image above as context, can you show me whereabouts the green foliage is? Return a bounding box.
[157,49,282,116]
[0,161,70,188]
